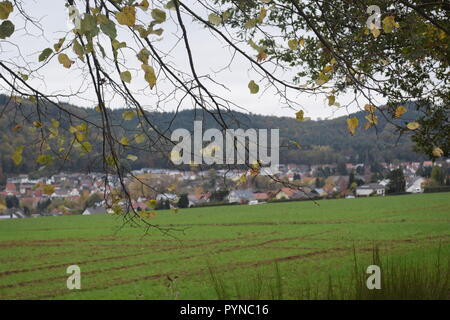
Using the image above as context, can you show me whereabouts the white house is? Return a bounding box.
[356,184,386,197]
[82,207,107,215]
[406,177,426,193]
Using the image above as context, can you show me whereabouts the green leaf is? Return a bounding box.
[137,48,150,64]
[151,8,166,24]
[80,14,99,35]
[0,19,14,39]
[248,80,259,94]
[0,1,13,20]
[19,73,28,81]
[112,40,126,50]
[164,1,176,10]
[120,71,132,83]
[100,19,117,39]
[38,48,53,62]
[73,38,85,61]
[53,37,66,52]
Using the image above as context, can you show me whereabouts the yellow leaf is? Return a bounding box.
[135,133,146,143]
[116,6,136,27]
[146,199,157,209]
[11,145,24,165]
[0,1,13,20]
[364,104,376,113]
[208,13,221,26]
[290,140,301,149]
[248,80,259,94]
[327,95,335,106]
[371,28,380,38]
[382,16,396,33]
[432,147,444,158]
[142,64,156,88]
[238,173,247,185]
[138,0,149,11]
[120,137,129,145]
[347,117,359,135]
[122,110,135,120]
[407,122,420,130]
[257,8,266,23]
[288,39,298,50]
[42,184,55,195]
[58,53,74,69]
[33,121,42,128]
[295,110,305,121]
[394,105,407,118]
[323,65,333,73]
[127,154,138,161]
[365,113,378,125]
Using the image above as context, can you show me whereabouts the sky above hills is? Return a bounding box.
[1,1,386,120]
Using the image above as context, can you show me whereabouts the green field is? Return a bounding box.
[0,193,449,300]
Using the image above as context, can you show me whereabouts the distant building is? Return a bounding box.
[356,184,386,197]
[82,207,107,215]
[406,177,426,194]
[227,190,255,203]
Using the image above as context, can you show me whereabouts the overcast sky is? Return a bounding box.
[1,1,382,120]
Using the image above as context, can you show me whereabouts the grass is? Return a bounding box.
[207,245,449,300]
[0,193,449,299]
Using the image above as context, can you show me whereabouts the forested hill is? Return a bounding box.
[0,94,425,175]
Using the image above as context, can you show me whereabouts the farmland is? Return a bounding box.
[0,193,449,300]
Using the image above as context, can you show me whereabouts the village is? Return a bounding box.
[0,159,449,219]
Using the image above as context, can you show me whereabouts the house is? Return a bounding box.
[227,189,255,204]
[156,193,178,202]
[188,193,211,207]
[0,208,25,219]
[275,188,298,200]
[356,184,386,197]
[406,177,426,193]
[313,188,327,197]
[253,192,269,202]
[82,207,107,215]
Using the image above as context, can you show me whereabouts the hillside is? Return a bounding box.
[0,94,425,176]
